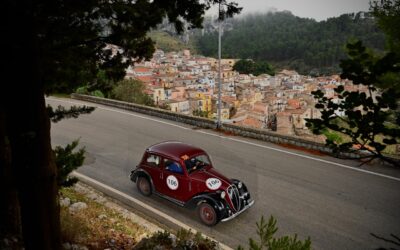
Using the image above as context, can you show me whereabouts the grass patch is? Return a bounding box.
[60,187,147,249]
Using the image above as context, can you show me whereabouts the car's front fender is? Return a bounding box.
[185,193,228,222]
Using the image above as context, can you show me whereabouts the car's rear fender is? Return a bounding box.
[130,169,155,190]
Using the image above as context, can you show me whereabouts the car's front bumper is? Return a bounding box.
[221,199,255,222]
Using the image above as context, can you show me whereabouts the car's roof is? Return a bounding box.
[147,141,206,161]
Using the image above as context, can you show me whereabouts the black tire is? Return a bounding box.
[137,176,152,196]
[197,202,217,226]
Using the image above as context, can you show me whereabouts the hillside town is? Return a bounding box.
[124,48,367,141]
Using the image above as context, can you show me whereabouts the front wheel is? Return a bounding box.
[197,202,217,226]
[137,176,152,196]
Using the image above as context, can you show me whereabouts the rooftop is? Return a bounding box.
[147,141,206,161]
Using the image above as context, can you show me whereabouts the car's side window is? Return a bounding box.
[164,159,184,175]
[146,154,161,168]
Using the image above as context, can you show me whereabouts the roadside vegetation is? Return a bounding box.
[59,185,311,250]
[60,187,146,249]
[111,79,154,106]
[238,216,311,250]
[75,77,155,107]
[134,229,219,250]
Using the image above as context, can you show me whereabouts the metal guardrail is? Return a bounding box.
[71,94,363,159]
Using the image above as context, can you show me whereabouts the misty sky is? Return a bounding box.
[208,0,371,21]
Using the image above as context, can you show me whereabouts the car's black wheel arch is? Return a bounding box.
[186,193,227,224]
[134,170,155,196]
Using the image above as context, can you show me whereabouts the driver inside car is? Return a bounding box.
[166,160,183,174]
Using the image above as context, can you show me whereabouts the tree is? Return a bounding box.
[233,59,256,75]
[112,79,154,106]
[87,70,116,98]
[254,61,275,76]
[2,1,241,249]
[306,0,400,166]
[371,0,400,52]
[233,59,275,76]
[370,0,400,92]
[237,216,311,250]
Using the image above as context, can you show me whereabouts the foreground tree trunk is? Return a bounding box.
[4,0,61,248]
[5,91,61,250]
[0,107,20,236]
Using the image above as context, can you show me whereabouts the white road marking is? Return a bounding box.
[72,171,232,250]
[48,97,400,182]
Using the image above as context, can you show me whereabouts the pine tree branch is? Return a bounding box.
[47,105,95,123]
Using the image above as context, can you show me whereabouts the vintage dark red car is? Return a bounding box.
[130,141,254,226]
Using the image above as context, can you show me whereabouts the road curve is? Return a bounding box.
[49,97,400,250]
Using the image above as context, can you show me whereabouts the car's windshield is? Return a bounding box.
[184,154,211,174]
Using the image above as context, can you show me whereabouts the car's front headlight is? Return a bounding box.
[220,191,226,199]
[237,182,243,189]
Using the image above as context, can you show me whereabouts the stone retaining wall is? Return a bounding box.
[71,94,361,158]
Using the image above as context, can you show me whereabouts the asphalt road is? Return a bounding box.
[49,97,400,250]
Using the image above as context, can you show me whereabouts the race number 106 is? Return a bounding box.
[167,175,179,190]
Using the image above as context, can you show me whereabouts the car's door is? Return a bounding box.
[161,158,191,202]
[142,153,164,192]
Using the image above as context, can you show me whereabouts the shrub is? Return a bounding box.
[133,229,218,250]
[90,90,105,98]
[76,86,89,94]
[237,216,311,250]
[133,231,173,250]
[112,79,154,106]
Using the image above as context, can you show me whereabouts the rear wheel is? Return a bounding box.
[197,202,217,226]
[137,176,152,196]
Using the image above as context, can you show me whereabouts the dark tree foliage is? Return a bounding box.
[87,70,116,98]
[195,11,386,75]
[306,0,400,166]
[47,105,95,187]
[371,0,400,52]
[233,59,275,76]
[306,42,400,166]
[54,140,85,187]
[47,105,96,123]
[2,1,241,249]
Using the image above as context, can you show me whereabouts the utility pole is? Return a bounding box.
[217,2,222,129]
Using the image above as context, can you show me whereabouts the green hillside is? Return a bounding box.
[194,11,386,75]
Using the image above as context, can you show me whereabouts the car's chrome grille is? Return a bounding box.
[227,185,241,212]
